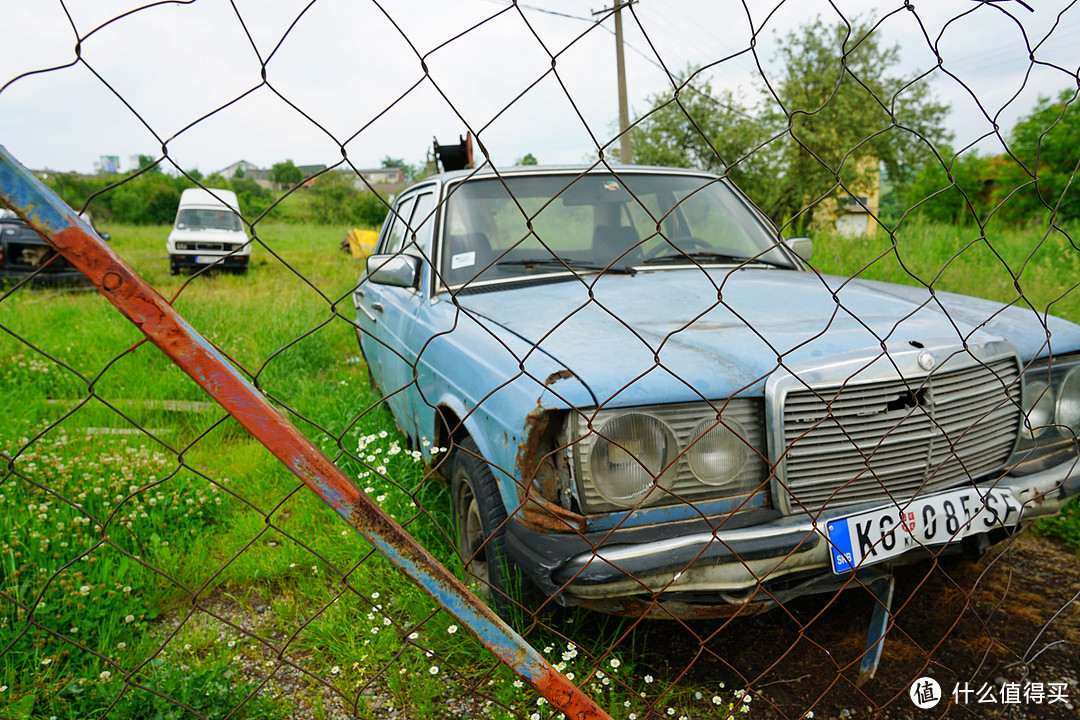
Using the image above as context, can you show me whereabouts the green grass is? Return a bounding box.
[809,218,1080,323]
[2,218,1078,719]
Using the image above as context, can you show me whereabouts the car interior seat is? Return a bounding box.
[592,224,642,267]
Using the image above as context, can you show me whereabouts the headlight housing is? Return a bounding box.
[1012,354,1080,471]
[588,412,678,507]
[572,400,768,513]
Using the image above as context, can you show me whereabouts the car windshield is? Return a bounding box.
[176,208,242,232]
[438,171,791,288]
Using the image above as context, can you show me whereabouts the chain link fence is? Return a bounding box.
[2,1,1079,719]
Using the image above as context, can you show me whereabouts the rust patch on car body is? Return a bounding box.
[517,404,584,533]
[575,594,775,620]
[545,368,576,386]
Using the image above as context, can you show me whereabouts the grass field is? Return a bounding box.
[810,219,1080,325]
[1,218,1077,719]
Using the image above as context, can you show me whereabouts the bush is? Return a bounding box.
[308,171,389,226]
[231,177,275,219]
[41,168,387,229]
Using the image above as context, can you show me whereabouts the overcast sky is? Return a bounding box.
[1,0,1077,176]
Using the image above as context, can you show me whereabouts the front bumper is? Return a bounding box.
[505,457,1079,615]
[0,265,92,287]
[169,252,249,270]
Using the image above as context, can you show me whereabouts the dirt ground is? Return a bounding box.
[190,535,1078,720]
[629,535,1080,719]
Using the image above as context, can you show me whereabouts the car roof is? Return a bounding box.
[178,187,240,209]
[419,163,719,186]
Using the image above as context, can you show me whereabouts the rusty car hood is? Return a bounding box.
[453,267,1075,407]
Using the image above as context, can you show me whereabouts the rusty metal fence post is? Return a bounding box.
[0,145,609,720]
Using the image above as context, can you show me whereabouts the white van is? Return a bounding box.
[167,188,251,274]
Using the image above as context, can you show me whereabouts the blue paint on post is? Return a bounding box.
[361,524,552,680]
[0,146,81,234]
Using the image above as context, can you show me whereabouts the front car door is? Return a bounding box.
[356,186,438,440]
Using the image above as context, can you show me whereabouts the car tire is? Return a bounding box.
[169,264,180,276]
[450,437,543,620]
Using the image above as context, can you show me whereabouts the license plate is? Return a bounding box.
[195,255,220,265]
[826,486,1023,574]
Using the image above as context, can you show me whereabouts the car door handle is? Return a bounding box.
[354,288,365,299]
[357,302,377,323]
[372,302,385,313]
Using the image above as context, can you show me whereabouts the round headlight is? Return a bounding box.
[1056,365,1080,433]
[1024,379,1055,439]
[589,413,677,508]
[687,418,749,486]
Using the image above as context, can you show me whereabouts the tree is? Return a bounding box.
[1004,89,1080,222]
[901,89,1080,226]
[270,159,304,189]
[519,153,538,166]
[632,18,951,228]
[764,18,950,227]
[632,73,777,207]
[137,154,163,174]
[902,150,999,225]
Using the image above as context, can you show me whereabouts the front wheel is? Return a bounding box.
[450,437,543,620]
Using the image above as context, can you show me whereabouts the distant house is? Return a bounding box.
[835,193,879,238]
[216,161,325,190]
[357,167,403,186]
[219,160,259,179]
[808,158,881,238]
[296,165,328,186]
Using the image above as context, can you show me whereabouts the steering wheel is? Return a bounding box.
[643,236,712,261]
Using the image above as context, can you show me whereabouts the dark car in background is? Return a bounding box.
[1,208,108,286]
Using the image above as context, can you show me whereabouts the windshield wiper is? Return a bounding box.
[642,251,788,269]
[496,258,637,275]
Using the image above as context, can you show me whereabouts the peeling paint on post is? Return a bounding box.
[0,145,611,720]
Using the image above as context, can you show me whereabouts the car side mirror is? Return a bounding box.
[367,254,421,288]
[784,237,812,261]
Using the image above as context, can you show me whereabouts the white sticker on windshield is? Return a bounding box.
[451,251,476,270]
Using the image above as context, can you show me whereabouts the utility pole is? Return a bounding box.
[594,1,635,164]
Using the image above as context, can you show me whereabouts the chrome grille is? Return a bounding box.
[781,357,1022,515]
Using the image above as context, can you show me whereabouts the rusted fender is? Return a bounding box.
[0,145,611,720]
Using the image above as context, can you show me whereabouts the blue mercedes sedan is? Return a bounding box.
[353,164,1080,622]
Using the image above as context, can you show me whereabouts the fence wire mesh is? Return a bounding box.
[2,1,1079,719]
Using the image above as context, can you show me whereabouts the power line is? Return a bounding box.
[488,1,755,120]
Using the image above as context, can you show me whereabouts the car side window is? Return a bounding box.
[379,195,417,255]
[401,191,436,259]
